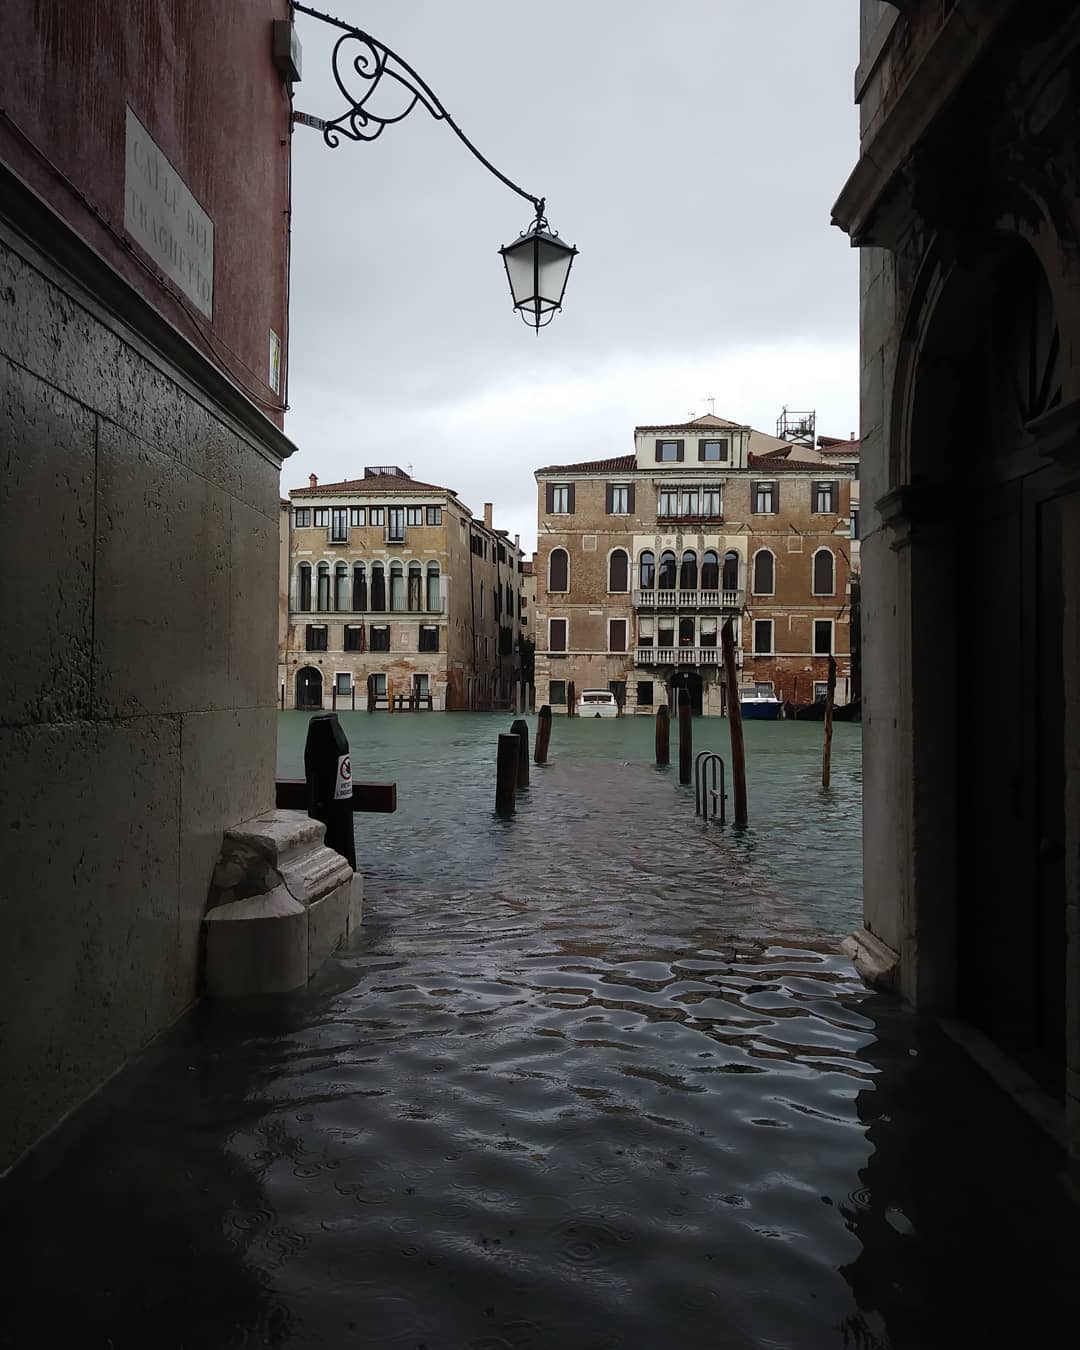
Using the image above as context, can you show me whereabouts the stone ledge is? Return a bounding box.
[841,927,901,991]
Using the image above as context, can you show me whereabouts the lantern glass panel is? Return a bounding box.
[502,237,539,306]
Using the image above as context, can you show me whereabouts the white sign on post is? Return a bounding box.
[334,754,352,802]
[124,106,214,318]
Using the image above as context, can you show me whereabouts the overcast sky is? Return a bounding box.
[285,1,860,552]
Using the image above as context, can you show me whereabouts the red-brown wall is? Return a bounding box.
[1,0,291,424]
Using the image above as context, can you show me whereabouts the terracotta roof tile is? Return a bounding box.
[535,454,637,475]
[290,473,457,497]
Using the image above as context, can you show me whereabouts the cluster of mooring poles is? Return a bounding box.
[495,706,553,816]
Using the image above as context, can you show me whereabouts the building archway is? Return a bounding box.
[295,665,323,710]
[906,237,1065,1091]
[669,670,703,716]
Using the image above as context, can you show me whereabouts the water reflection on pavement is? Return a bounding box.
[3,720,1076,1348]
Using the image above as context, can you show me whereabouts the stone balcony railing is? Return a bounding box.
[633,588,743,610]
[634,645,726,666]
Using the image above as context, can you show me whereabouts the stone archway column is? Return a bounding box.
[1028,397,1080,1179]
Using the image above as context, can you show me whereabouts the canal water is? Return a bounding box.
[3,713,1077,1349]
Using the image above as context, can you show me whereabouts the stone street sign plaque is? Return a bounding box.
[124,106,214,318]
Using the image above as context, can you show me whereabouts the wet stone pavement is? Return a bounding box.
[3,716,1077,1348]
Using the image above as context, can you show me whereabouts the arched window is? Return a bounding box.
[352,562,367,611]
[316,561,331,611]
[700,550,719,590]
[297,562,312,612]
[334,562,349,611]
[721,550,740,592]
[658,549,677,589]
[370,562,386,611]
[680,549,698,591]
[426,562,441,611]
[608,548,629,592]
[638,549,655,590]
[389,561,405,610]
[678,617,695,647]
[753,550,775,595]
[549,547,569,593]
[407,561,423,611]
[813,548,835,596]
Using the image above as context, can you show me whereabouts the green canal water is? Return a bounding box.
[276,711,863,940]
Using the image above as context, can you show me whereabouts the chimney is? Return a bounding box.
[309,473,318,488]
[484,502,493,529]
[850,432,855,441]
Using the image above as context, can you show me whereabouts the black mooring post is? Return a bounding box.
[303,714,356,869]
[495,733,519,816]
[510,718,530,788]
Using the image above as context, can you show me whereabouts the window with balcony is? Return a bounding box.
[407,562,423,611]
[700,617,718,648]
[678,617,695,647]
[547,483,574,513]
[313,508,329,527]
[658,488,678,518]
[638,550,655,589]
[813,619,833,655]
[406,506,423,526]
[701,550,719,590]
[607,483,633,514]
[655,439,683,462]
[352,562,367,610]
[608,549,629,592]
[698,438,729,462]
[419,624,439,652]
[638,617,655,647]
[722,551,740,591]
[658,617,675,647]
[316,561,331,611]
[344,624,363,652]
[636,680,654,706]
[658,550,677,589]
[350,507,365,526]
[680,550,697,590]
[387,507,406,542]
[752,481,778,513]
[370,624,390,652]
[812,549,835,596]
[813,481,838,513]
[753,550,775,595]
[549,618,568,652]
[369,507,385,526]
[426,506,442,526]
[370,562,386,611]
[753,619,773,654]
[700,487,722,517]
[548,547,569,593]
[678,489,699,518]
[305,624,327,651]
[297,562,312,611]
[294,507,311,527]
[609,618,627,653]
[331,508,348,542]
[426,562,441,610]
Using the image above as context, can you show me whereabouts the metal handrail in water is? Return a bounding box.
[694,751,727,824]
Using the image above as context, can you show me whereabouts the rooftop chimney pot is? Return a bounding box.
[484,502,493,528]
[309,473,318,488]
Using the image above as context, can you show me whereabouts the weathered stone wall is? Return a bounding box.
[0,225,288,1175]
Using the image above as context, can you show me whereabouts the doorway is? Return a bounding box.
[295,666,323,710]
[669,670,703,716]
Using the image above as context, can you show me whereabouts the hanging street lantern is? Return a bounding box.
[500,205,579,333]
[291,4,579,333]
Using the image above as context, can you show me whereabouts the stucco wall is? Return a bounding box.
[0,229,285,1176]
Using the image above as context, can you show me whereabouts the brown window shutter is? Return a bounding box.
[697,441,705,462]
[676,441,685,461]
[627,483,636,512]
[831,480,839,507]
[774,482,781,511]
[567,484,576,513]
[605,483,613,513]
[545,482,554,512]
[655,443,663,461]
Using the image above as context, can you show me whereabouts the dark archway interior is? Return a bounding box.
[296,665,324,710]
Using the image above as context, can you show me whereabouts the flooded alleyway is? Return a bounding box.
[3,716,1076,1349]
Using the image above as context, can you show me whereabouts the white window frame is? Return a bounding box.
[313,507,329,527]
[548,617,568,653]
[813,481,837,514]
[349,506,365,526]
[610,484,630,514]
[406,506,423,526]
[812,547,836,597]
[551,484,571,513]
[658,487,678,518]
[813,618,834,656]
[426,506,442,526]
[334,671,352,695]
[608,618,628,653]
[700,486,722,517]
[369,507,385,526]
[637,616,655,647]
[294,506,311,527]
[752,618,773,655]
[752,482,777,514]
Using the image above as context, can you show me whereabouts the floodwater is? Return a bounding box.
[3,713,1077,1349]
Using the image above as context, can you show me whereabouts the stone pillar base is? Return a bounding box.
[841,927,901,991]
[204,810,362,996]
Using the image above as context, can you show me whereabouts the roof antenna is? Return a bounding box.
[703,394,715,415]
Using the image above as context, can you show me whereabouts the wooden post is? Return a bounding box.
[387,678,394,714]
[566,680,576,718]
[678,688,692,785]
[280,682,285,711]
[332,684,338,711]
[721,619,748,825]
[367,673,376,712]
[535,705,552,764]
[351,683,356,711]
[822,655,837,788]
[495,733,519,815]
[510,718,530,787]
[655,704,670,766]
